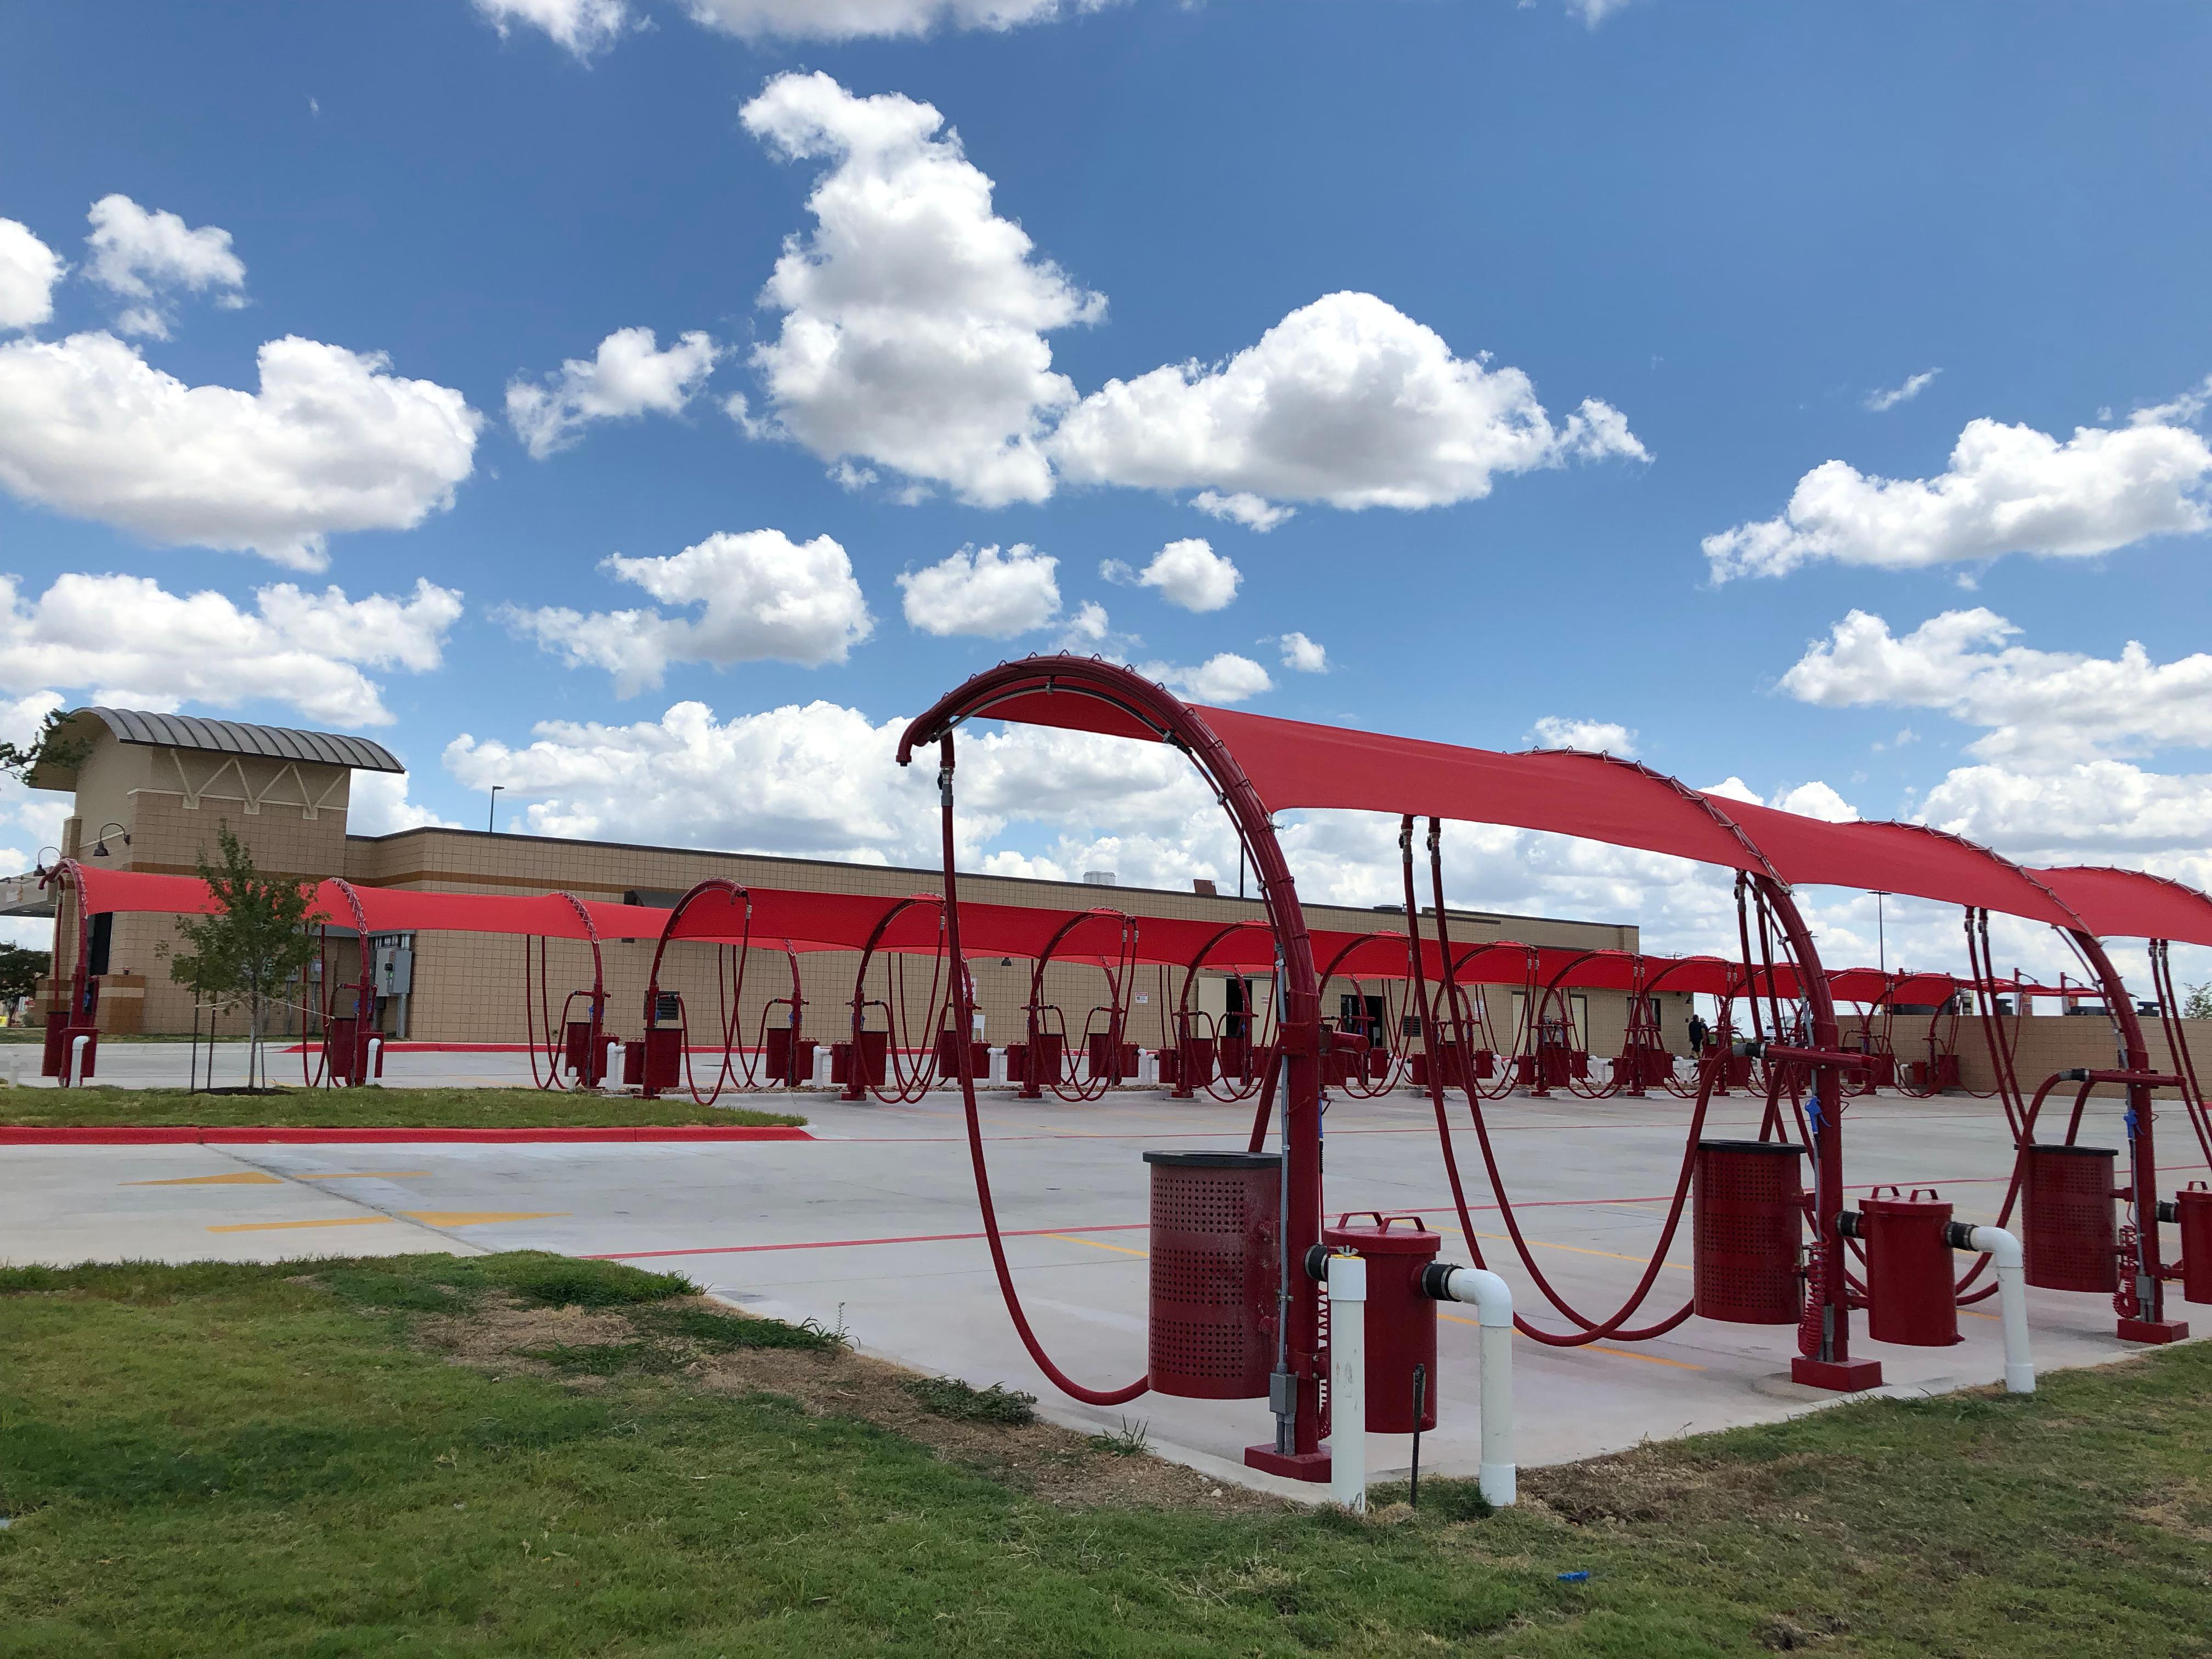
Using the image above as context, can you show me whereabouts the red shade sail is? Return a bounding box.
[2030,866,2212,948]
[934,682,2091,930]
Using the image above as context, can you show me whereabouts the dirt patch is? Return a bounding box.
[2132,1477,2212,1545]
[417,1292,1283,1514]
[1521,1444,1735,1527]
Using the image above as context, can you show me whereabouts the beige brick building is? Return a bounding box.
[19,707,1673,1053]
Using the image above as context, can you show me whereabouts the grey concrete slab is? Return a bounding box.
[2,1082,2202,1498]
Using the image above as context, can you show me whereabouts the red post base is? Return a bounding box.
[2117,1316,2190,1345]
[1791,1355,1884,1392]
[1244,1444,1331,1482]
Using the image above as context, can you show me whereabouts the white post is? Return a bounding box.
[1327,1250,1367,1513]
[1138,1048,1159,1086]
[1435,1264,1517,1508]
[1966,1225,2034,1395]
[810,1046,834,1088]
[66,1032,91,1087]
[366,1037,385,1085]
[989,1046,1009,1087]
[601,1036,622,1093]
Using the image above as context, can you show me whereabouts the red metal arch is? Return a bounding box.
[900,656,1328,1475]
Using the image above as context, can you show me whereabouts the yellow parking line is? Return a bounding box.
[1042,1232,1149,1257]
[400,1210,567,1228]
[207,1216,397,1234]
[1440,1311,1705,1369]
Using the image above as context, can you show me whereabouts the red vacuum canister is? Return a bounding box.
[1693,1139,1805,1324]
[2022,1143,2119,1294]
[1321,1212,1441,1432]
[2168,1183,2211,1305]
[1857,1188,1960,1346]
[1143,1150,1280,1400]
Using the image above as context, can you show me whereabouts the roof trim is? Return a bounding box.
[27,707,404,789]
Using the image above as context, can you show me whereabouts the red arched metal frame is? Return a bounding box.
[1171,917,1277,1102]
[524,892,608,1091]
[1019,907,1138,1101]
[844,893,951,1103]
[641,879,753,1101]
[316,877,377,1088]
[899,657,1329,1479]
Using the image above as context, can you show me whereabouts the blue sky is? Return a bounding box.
[2,0,2209,979]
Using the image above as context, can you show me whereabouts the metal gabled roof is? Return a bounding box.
[26,707,404,790]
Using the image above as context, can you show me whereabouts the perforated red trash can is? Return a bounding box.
[1322,1212,1441,1432]
[2023,1143,2118,1294]
[1860,1188,1960,1346]
[1693,1139,1805,1324]
[1144,1150,1280,1400]
[2175,1183,2212,1306]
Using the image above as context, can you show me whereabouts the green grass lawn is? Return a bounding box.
[0,1086,806,1130]
[1,1254,2204,1656]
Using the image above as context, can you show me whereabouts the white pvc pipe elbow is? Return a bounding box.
[1965,1225,2034,1395]
[67,1032,91,1088]
[1434,1265,1516,1508]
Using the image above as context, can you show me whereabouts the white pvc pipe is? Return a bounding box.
[1137,1048,1159,1086]
[366,1036,385,1085]
[1327,1251,1367,1513]
[810,1046,834,1088]
[600,1036,621,1092]
[1435,1264,1517,1507]
[988,1046,1009,1086]
[1966,1226,2035,1395]
[66,1032,91,1087]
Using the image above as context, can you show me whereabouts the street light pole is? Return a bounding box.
[488,785,504,833]
[1874,892,1888,975]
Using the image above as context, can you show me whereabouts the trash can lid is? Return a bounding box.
[1142,1149,1282,1169]
[1696,1138,1805,1156]
[1322,1211,1442,1253]
[2024,1142,2117,1158]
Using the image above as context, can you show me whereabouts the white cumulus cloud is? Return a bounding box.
[1192,489,1295,532]
[1103,537,1239,612]
[84,195,247,338]
[0,219,64,334]
[508,529,872,693]
[1528,716,1637,756]
[1781,608,2212,766]
[507,326,721,458]
[899,543,1061,637]
[1051,291,1646,511]
[1278,631,1327,674]
[686,0,1113,38]
[1864,368,1940,413]
[471,0,631,57]
[0,332,481,569]
[0,572,460,727]
[1705,408,2212,581]
[1140,652,1272,705]
[348,770,461,834]
[739,71,1104,506]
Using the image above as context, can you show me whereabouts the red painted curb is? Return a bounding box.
[0,1125,815,1146]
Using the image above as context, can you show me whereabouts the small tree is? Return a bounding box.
[2183,981,2212,1022]
[163,825,323,1087]
[0,942,47,1007]
[0,710,91,781]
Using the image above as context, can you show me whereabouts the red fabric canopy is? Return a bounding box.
[945,688,2097,930]
[2030,867,2212,948]
[58,863,1984,1006]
